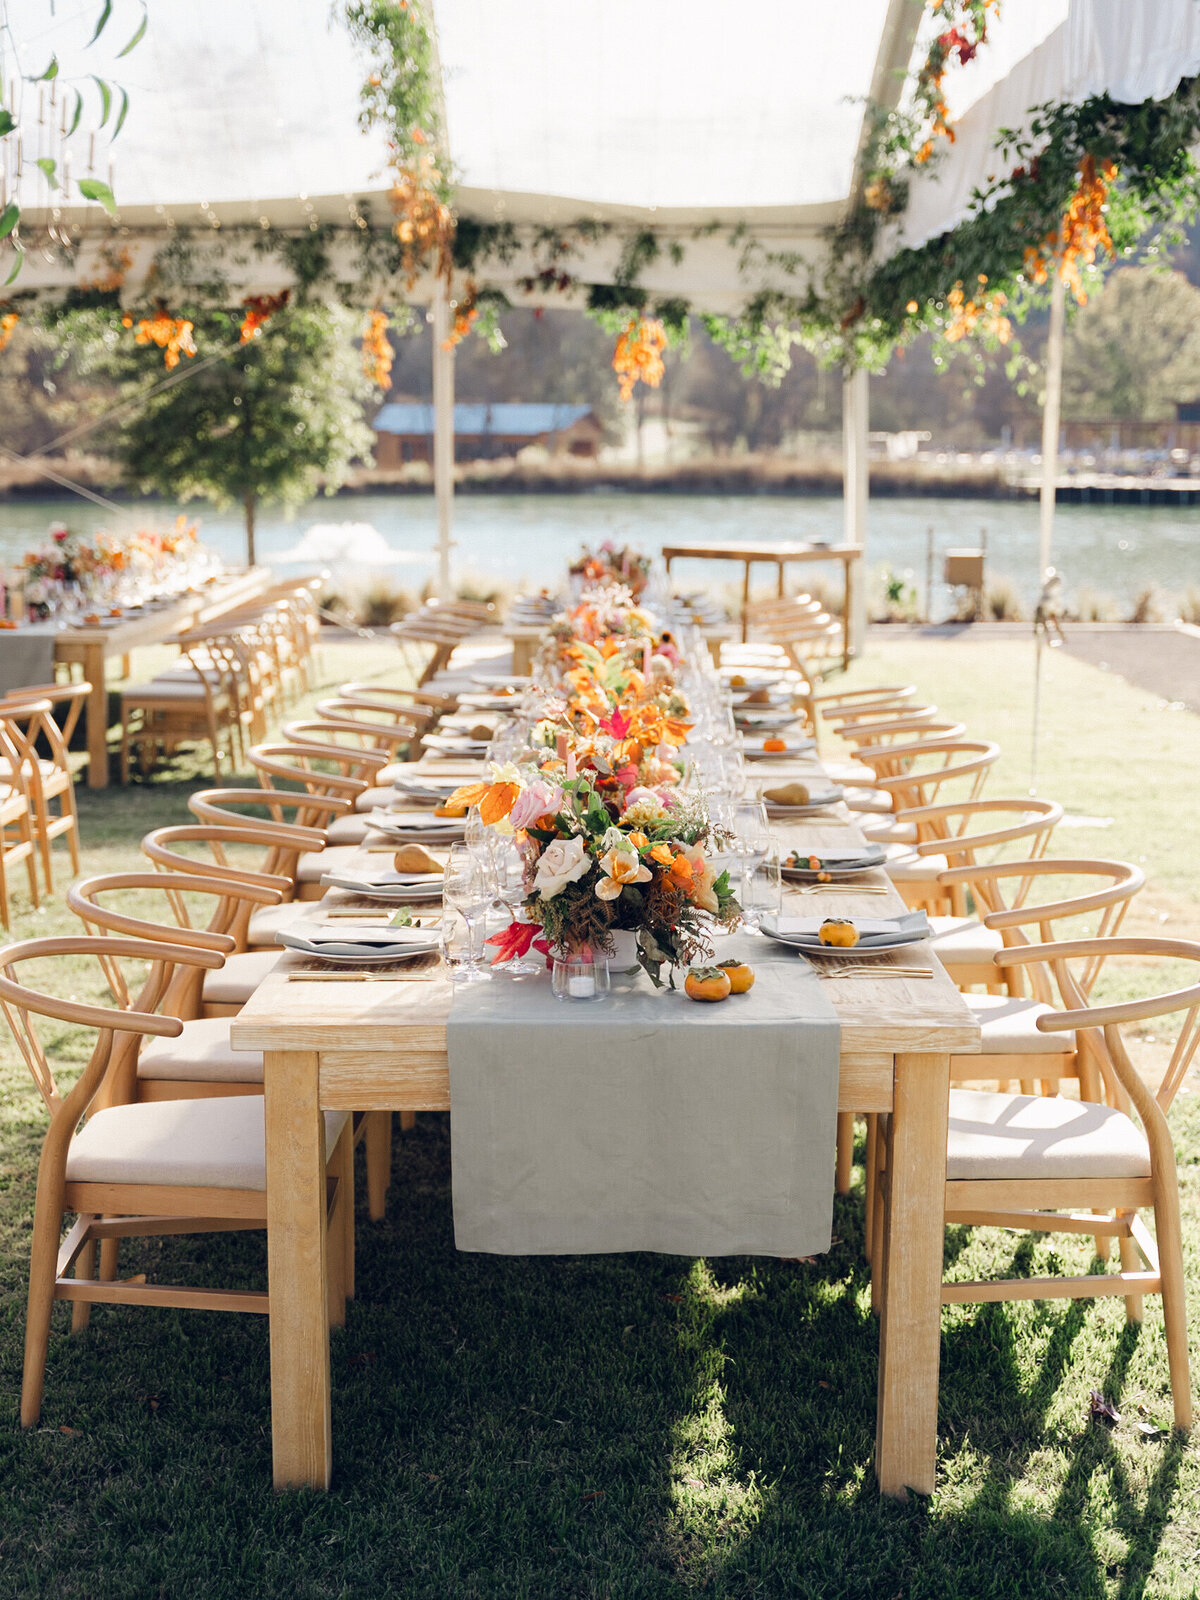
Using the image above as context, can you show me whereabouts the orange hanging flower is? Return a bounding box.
[389,149,456,289]
[1022,154,1118,304]
[128,311,197,371]
[239,290,290,343]
[612,317,667,401]
[0,312,19,353]
[362,309,393,389]
[442,279,479,349]
[943,275,1012,345]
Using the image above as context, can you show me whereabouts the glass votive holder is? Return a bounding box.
[551,957,610,1002]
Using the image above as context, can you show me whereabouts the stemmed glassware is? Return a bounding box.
[442,844,493,983]
[493,837,542,975]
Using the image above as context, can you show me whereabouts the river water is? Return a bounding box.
[0,490,1195,612]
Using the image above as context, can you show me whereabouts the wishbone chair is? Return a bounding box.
[875,937,1198,1431]
[67,874,394,1228]
[3,933,352,1428]
[0,714,40,926]
[0,682,90,891]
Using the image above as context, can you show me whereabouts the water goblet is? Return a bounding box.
[442,844,493,983]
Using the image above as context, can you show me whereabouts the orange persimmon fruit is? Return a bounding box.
[718,960,755,993]
[684,966,732,1002]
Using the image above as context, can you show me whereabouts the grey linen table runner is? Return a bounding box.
[447,934,840,1257]
[0,627,56,696]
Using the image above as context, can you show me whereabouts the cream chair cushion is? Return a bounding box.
[965,993,1076,1055]
[295,843,363,885]
[246,901,313,947]
[863,817,918,845]
[354,785,398,814]
[883,844,948,882]
[930,916,1005,966]
[947,1088,1149,1181]
[201,948,283,1006]
[138,1016,264,1084]
[324,811,373,846]
[66,1095,348,1190]
[842,786,893,815]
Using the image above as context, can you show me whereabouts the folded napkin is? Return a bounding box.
[763,911,930,948]
[284,921,438,948]
[785,846,887,869]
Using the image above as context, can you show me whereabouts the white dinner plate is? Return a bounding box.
[743,735,817,759]
[760,911,930,956]
[322,871,444,901]
[781,849,887,881]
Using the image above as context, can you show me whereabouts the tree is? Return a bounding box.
[112,304,376,563]
[1063,266,1200,422]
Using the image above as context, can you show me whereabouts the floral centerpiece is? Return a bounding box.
[20,517,206,614]
[568,542,652,599]
[457,765,739,985]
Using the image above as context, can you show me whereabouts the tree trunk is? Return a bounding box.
[243,491,257,566]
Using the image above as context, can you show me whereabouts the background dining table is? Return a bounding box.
[230,751,980,1496]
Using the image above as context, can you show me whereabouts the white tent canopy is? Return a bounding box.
[5,0,1200,617]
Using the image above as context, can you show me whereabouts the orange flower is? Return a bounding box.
[0,312,18,353]
[669,853,694,886]
[240,290,289,343]
[612,317,667,401]
[479,782,519,825]
[626,831,649,849]
[130,313,197,370]
[447,781,488,809]
[362,309,393,388]
[649,842,675,867]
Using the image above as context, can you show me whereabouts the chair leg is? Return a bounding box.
[365,1110,392,1222]
[399,1110,416,1133]
[0,845,10,931]
[70,1237,96,1334]
[21,1178,66,1428]
[870,1117,890,1316]
[98,1235,119,1282]
[1118,1227,1143,1322]
[1150,1187,1193,1430]
[835,1112,854,1195]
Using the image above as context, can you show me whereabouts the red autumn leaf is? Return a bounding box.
[599,706,631,739]
[485,918,544,965]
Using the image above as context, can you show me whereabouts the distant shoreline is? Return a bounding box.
[3,456,1199,505]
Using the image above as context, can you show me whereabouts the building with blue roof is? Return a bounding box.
[373,402,603,466]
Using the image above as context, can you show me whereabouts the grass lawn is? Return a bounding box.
[0,633,1198,1599]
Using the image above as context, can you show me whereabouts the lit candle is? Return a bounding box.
[566,750,577,780]
[568,972,596,998]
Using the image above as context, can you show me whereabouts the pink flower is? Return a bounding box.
[508,779,563,832]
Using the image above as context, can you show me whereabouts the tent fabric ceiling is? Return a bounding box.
[3,0,1197,301]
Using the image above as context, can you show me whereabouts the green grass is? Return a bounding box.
[0,634,1198,1599]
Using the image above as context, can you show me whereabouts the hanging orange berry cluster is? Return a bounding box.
[442,279,479,350]
[0,311,19,353]
[943,275,1011,344]
[612,317,667,401]
[389,143,456,290]
[122,312,197,371]
[362,309,394,389]
[1022,154,1117,304]
[913,0,998,164]
[239,290,290,344]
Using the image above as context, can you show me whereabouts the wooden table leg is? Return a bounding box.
[264,1049,333,1490]
[83,642,109,790]
[875,1050,949,1498]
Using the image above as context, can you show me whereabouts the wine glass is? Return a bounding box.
[442,844,493,982]
[743,841,783,931]
[494,838,542,975]
[733,800,772,928]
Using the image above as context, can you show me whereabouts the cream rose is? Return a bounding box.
[532,836,592,899]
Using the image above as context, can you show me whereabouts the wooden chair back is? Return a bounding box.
[861,739,1001,811]
[187,786,352,833]
[905,797,1063,867]
[247,742,371,804]
[0,934,222,1127]
[941,856,1146,1003]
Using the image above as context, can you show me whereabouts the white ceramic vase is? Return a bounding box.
[605,929,641,974]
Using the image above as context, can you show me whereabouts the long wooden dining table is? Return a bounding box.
[230,753,980,1496]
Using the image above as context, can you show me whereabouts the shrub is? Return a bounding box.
[985,578,1024,621]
